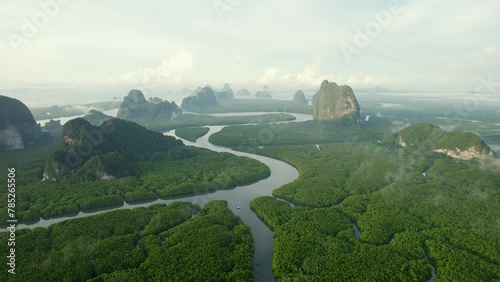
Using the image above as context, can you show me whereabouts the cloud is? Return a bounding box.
[108,49,193,88]
[391,120,411,133]
[346,72,392,86]
[256,67,393,89]
[380,103,404,109]
[479,158,500,173]
[2,1,500,92]
[258,67,279,85]
[279,73,292,84]
[67,105,96,114]
[484,46,498,56]
[257,66,339,88]
[296,67,333,86]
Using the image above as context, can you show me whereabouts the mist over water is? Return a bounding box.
[491,144,500,154]
[8,88,322,109]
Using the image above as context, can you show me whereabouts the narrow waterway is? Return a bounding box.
[17,113,313,282]
[353,223,361,241]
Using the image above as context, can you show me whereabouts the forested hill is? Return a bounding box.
[395,123,495,160]
[43,118,183,181]
[0,95,53,151]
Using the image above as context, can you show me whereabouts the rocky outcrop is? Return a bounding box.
[0,124,24,150]
[82,110,113,126]
[216,83,235,102]
[236,89,251,96]
[434,147,494,161]
[397,123,495,161]
[0,95,52,151]
[313,80,361,121]
[255,85,272,99]
[292,90,308,104]
[398,136,407,147]
[43,118,183,181]
[181,86,219,111]
[312,91,320,105]
[43,120,62,132]
[149,97,164,104]
[192,87,203,96]
[255,91,272,99]
[117,89,182,121]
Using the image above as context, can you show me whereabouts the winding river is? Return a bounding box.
[17,112,313,282]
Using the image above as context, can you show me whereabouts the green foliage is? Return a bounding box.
[142,113,296,132]
[0,143,58,185]
[186,98,313,115]
[66,152,133,182]
[250,196,293,229]
[397,123,493,154]
[426,239,500,281]
[242,143,407,207]
[175,127,210,142]
[0,145,269,223]
[210,120,372,147]
[95,118,183,158]
[0,201,253,281]
[233,124,500,281]
[250,197,431,281]
[140,201,253,281]
[44,118,184,180]
[135,148,270,199]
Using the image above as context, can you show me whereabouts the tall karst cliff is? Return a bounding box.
[313,80,361,122]
[0,95,53,151]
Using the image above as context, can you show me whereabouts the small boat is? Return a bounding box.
[237,206,240,209]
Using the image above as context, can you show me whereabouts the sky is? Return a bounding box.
[1,0,499,96]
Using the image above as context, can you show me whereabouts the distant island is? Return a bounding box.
[117,89,182,121]
[216,83,235,102]
[181,86,219,111]
[83,109,114,126]
[395,123,495,160]
[292,90,308,105]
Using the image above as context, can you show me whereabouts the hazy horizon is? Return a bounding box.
[1,0,499,100]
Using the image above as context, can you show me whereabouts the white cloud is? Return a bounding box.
[484,46,498,56]
[2,1,500,92]
[346,72,391,86]
[258,67,279,85]
[279,73,292,84]
[257,66,340,88]
[296,67,334,86]
[108,49,193,88]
